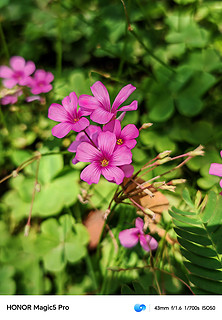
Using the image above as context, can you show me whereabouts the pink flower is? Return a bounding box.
[119,217,158,252]
[29,69,54,94]
[209,150,222,194]
[68,125,102,164]
[103,119,139,149]
[75,131,132,184]
[48,92,90,138]
[1,90,23,105]
[79,81,138,124]
[0,56,35,88]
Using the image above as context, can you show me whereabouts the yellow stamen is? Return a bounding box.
[101,159,109,167]
[116,138,123,145]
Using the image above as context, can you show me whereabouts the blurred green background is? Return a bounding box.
[0,0,222,295]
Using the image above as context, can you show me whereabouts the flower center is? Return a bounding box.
[73,118,79,123]
[38,81,45,87]
[116,138,123,145]
[101,159,109,167]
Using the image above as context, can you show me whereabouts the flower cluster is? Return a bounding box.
[48,81,139,185]
[0,56,54,105]
[209,150,222,195]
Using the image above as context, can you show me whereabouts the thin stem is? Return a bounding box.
[56,14,62,76]
[0,22,10,60]
[24,156,41,236]
[120,0,175,72]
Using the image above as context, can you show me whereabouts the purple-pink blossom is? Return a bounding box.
[79,81,138,124]
[68,125,102,164]
[119,217,158,252]
[48,92,90,138]
[29,69,54,94]
[75,131,132,185]
[1,90,23,105]
[209,150,222,194]
[0,56,35,88]
[103,119,139,149]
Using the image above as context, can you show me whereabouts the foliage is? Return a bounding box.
[0,0,222,295]
[169,189,222,294]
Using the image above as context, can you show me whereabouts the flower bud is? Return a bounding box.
[35,183,41,192]
[141,123,153,129]
[159,185,176,192]
[12,170,18,178]
[152,181,166,188]
[170,179,186,185]
[156,156,171,165]
[158,150,172,159]
[188,145,204,157]
[24,224,30,237]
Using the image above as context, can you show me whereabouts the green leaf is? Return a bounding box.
[38,154,63,185]
[182,188,194,208]
[37,215,89,272]
[0,266,16,295]
[170,191,222,294]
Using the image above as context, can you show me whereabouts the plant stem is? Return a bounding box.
[0,22,10,60]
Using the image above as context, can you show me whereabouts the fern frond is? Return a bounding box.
[169,189,222,294]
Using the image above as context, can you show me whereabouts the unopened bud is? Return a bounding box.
[158,150,172,159]
[117,112,126,122]
[159,185,176,192]
[188,145,204,157]
[141,123,153,129]
[144,208,156,219]
[24,224,30,237]
[103,209,111,220]
[143,215,149,231]
[143,188,154,197]
[12,170,18,178]
[170,179,186,185]
[156,156,171,165]
[152,181,166,188]
[35,183,41,192]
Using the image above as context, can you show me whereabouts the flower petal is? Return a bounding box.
[2,78,18,88]
[48,103,69,122]
[91,81,111,111]
[102,166,124,185]
[80,162,101,184]
[112,84,136,112]
[78,94,99,111]
[124,139,137,149]
[119,164,134,178]
[72,117,89,132]
[98,131,116,158]
[45,72,54,83]
[209,163,222,177]
[62,92,78,115]
[52,122,72,138]
[10,56,25,71]
[119,228,139,248]
[135,217,144,232]
[0,66,13,78]
[111,146,132,166]
[121,124,139,140]
[34,69,46,80]
[23,61,36,76]
[220,179,222,188]
[140,234,158,252]
[90,106,114,124]
[68,140,82,153]
[76,142,101,162]
[117,100,138,112]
